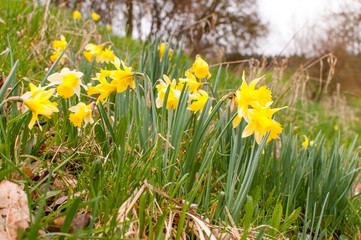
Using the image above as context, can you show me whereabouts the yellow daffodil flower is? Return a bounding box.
[92,12,100,21]
[50,51,65,64]
[303,136,315,149]
[232,72,272,128]
[187,56,211,79]
[188,90,209,114]
[84,43,104,62]
[99,46,115,63]
[179,71,202,93]
[303,136,309,149]
[106,24,112,30]
[21,83,59,130]
[87,69,117,103]
[69,102,94,127]
[156,75,180,110]
[242,102,285,144]
[109,57,134,93]
[159,43,172,60]
[73,10,81,19]
[47,68,85,99]
[334,125,339,130]
[52,35,67,51]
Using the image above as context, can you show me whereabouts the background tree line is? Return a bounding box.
[52,0,267,58]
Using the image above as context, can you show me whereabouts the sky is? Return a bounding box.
[256,0,353,56]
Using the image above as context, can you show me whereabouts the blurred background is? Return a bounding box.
[49,0,361,96]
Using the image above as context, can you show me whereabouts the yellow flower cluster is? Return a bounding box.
[154,55,284,144]
[156,56,209,113]
[232,72,286,144]
[20,66,94,129]
[50,35,67,64]
[83,43,115,64]
[28,37,285,144]
[87,56,134,103]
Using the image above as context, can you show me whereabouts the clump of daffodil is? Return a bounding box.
[69,102,94,127]
[159,43,172,60]
[187,55,211,79]
[188,90,209,114]
[73,10,81,19]
[232,72,272,128]
[231,72,285,144]
[87,69,117,103]
[50,35,67,64]
[47,68,85,99]
[156,75,181,110]
[92,12,100,21]
[21,83,59,130]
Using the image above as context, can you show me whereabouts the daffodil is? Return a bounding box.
[232,72,272,128]
[52,35,67,51]
[21,83,59,130]
[242,102,284,144]
[47,68,85,99]
[266,121,283,143]
[106,24,112,30]
[50,51,65,64]
[179,71,202,93]
[87,69,117,103]
[73,10,81,19]
[84,43,104,62]
[159,43,172,60]
[303,136,309,149]
[92,12,100,21]
[69,102,94,127]
[109,57,134,93]
[188,90,209,114]
[99,46,115,63]
[303,136,314,148]
[156,75,180,110]
[187,56,211,79]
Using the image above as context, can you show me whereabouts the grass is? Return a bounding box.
[1,0,361,239]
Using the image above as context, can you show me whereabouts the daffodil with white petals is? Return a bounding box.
[47,68,85,99]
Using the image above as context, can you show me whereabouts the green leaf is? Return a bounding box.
[241,195,254,240]
[269,201,283,236]
[281,207,301,232]
[0,60,19,105]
